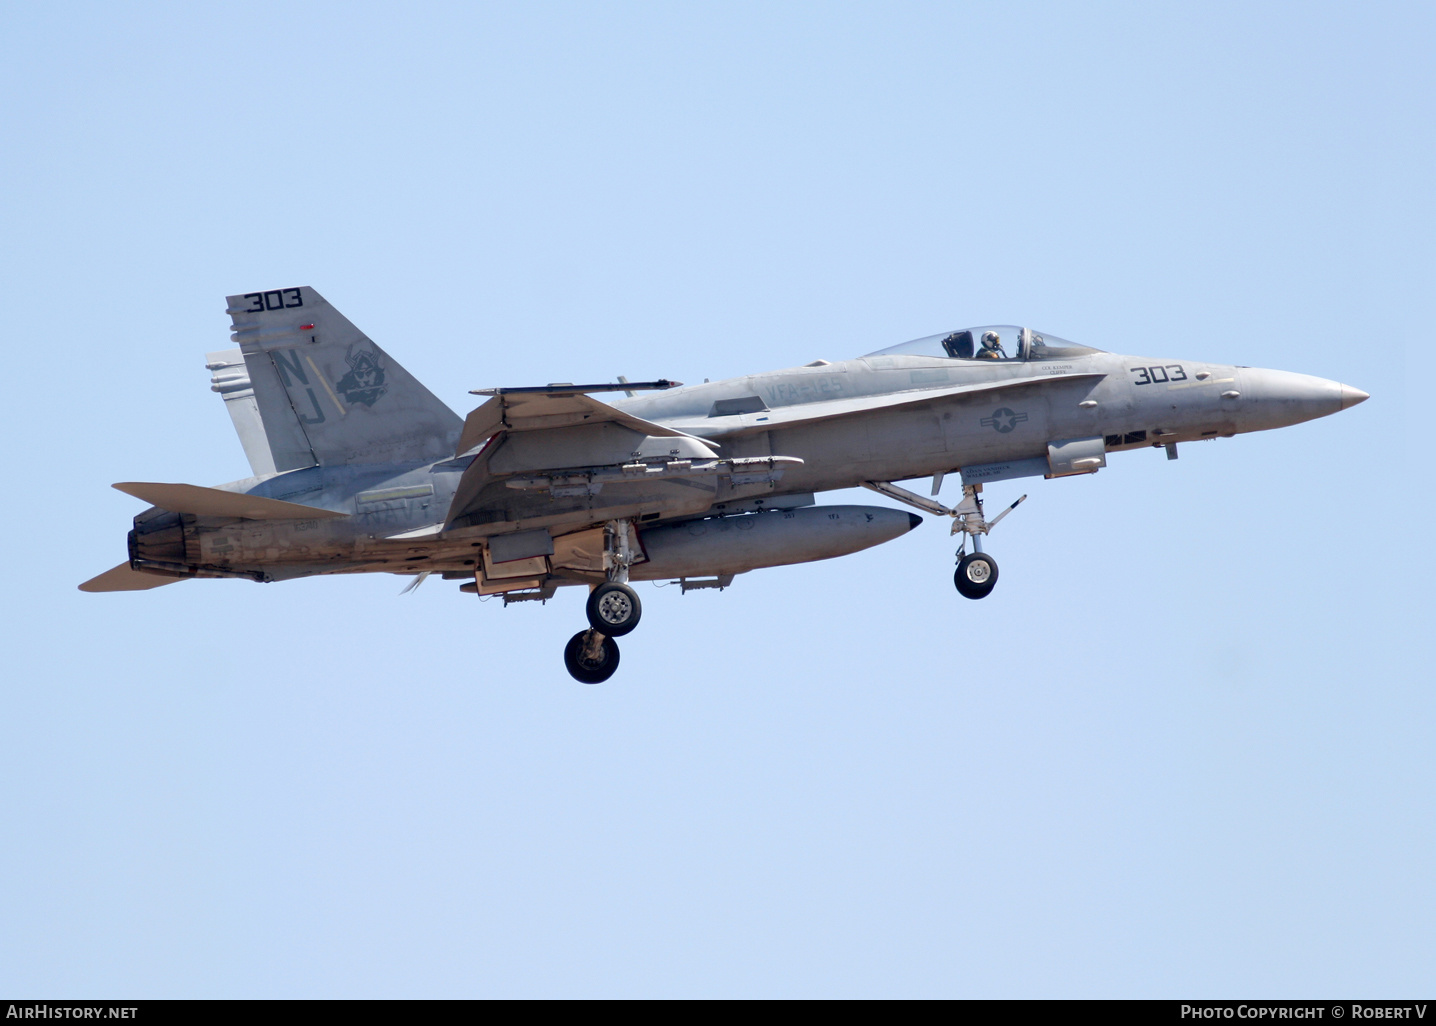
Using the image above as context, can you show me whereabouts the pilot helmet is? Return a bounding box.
[981,331,1000,347]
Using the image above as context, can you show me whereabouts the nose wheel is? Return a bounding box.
[950,484,1021,600]
[861,479,1025,602]
[954,552,998,599]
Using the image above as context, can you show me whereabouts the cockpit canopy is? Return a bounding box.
[865,325,1102,362]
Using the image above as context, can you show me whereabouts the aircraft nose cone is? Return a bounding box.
[1340,384,1370,410]
[907,512,923,531]
[1235,368,1354,430]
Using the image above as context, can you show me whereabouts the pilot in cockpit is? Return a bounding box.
[976,330,1005,360]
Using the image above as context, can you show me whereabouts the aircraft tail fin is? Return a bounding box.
[206,349,279,475]
[224,287,462,468]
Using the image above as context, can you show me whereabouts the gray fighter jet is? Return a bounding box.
[82,287,1369,683]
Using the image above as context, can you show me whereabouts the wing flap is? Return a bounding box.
[113,482,349,520]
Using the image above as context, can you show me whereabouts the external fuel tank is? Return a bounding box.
[629,505,922,581]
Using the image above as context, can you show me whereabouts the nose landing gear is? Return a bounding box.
[951,484,1023,601]
[562,519,643,684]
[861,479,1025,601]
[955,551,998,599]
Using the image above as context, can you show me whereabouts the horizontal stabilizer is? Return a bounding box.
[113,482,349,520]
[79,563,184,593]
[457,391,705,456]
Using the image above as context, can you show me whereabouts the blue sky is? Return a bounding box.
[1,0,1431,997]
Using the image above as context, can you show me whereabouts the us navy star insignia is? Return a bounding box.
[980,407,1028,433]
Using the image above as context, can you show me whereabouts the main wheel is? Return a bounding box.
[954,552,998,599]
[586,582,642,636]
[563,629,621,684]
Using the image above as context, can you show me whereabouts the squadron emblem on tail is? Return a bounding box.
[337,346,388,407]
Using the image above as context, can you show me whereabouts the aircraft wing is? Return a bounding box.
[446,390,734,530]
[668,372,1109,436]
[456,390,704,455]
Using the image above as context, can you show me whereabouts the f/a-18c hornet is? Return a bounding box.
[82,287,1368,682]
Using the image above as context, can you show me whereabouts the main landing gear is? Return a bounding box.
[562,520,643,684]
[586,581,641,636]
[862,479,1026,602]
[563,628,621,684]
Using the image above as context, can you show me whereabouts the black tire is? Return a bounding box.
[586,582,642,636]
[563,629,621,684]
[954,552,999,599]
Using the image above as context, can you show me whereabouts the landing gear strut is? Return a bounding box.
[862,479,1026,601]
[562,519,642,683]
[950,484,1023,601]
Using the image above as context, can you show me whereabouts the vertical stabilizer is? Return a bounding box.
[205,348,282,475]
[225,287,462,467]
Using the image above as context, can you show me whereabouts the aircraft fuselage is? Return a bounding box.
[125,346,1362,584]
